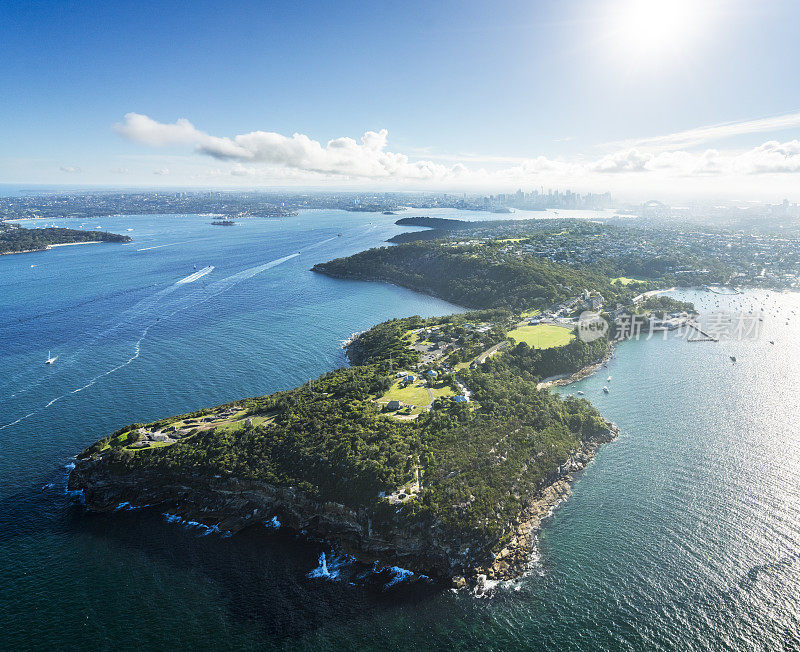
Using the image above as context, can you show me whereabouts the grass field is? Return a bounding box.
[377,380,455,415]
[612,276,645,285]
[430,384,456,400]
[507,323,575,349]
[382,382,430,405]
[402,329,435,347]
[402,329,421,345]
[214,414,275,433]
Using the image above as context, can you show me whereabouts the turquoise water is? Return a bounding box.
[1,214,798,650]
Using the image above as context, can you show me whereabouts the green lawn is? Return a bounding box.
[376,380,455,415]
[612,276,645,285]
[380,381,430,407]
[507,323,575,349]
[213,413,275,433]
[430,384,456,400]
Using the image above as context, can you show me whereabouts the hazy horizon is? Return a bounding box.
[3,1,800,202]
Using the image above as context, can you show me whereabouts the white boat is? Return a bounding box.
[577,391,584,395]
[45,350,56,365]
[602,386,609,393]
[607,376,612,381]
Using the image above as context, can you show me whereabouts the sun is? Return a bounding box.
[611,0,708,59]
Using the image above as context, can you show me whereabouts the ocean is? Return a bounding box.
[0,211,798,650]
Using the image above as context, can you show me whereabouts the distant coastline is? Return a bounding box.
[48,240,102,248]
[0,240,103,256]
[0,223,131,256]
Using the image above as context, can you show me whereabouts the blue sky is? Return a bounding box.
[2,0,800,199]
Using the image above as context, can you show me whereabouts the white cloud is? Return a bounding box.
[587,140,800,178]
[60,165,81,173]
[590,148,652,173]
[493,156,574,181]
[115,113,467,180]
[113,113,800,195]
[229,165,256,177]
[114,113,199,147]
[733,139,800,174]
[609,111,800,150]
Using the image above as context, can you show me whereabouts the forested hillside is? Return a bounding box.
[0,223,130,254]
[313,241,625,310]
[72,310,614,575]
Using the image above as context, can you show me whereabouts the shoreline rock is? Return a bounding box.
[474,424,619,585]
[68,461,481,583]
[68,420,620,589]
[537,344,615,390]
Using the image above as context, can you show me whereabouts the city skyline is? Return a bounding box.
[3,0,800,200]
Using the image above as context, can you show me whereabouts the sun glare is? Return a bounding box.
[611,0,707,59]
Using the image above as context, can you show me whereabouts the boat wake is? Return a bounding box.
[176,266,214,284]
[0,252,301,431]
[136,242,188,252]
[301,235,338,251]
[68,323,153,396]
[0,324,154,430]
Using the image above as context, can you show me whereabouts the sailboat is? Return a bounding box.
[45,351,56,365]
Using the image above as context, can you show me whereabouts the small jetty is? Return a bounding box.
[704,285,741,296]
[686,322,718,342]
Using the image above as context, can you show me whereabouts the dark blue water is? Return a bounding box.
[1,214,798,650]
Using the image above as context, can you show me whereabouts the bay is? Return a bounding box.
[1,212,798,650]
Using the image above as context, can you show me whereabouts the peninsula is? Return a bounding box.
[0,223,131,255]
[68,220,705,589]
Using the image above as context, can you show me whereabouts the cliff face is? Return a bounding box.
[68,459,487,581]
[475,428,619,584]
[66,294,622,589]
[68,422,619,586]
